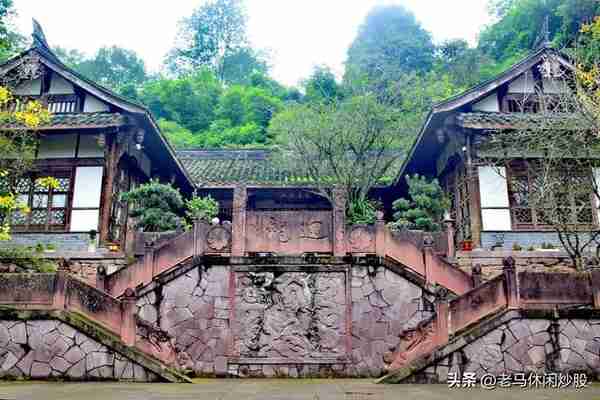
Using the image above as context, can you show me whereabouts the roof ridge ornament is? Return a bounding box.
[32,18,51,51]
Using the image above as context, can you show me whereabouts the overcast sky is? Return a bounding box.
[12,0,492,87]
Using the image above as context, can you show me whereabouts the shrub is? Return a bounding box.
[347,198,379,225]
[390,174,449,232]
[186,195,219,223]
[121,180,184,232]
[0,245,57,273]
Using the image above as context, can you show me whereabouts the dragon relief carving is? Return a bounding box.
[385,317,437,371]
[236,272,345,359]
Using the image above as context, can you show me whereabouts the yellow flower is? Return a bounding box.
[36,176,59,190]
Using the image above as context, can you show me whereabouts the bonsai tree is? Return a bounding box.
[185,194,219,224]
[121,180,184,232]
[390,174,449,232]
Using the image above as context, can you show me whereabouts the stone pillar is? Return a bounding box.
[471,264,483,287]
[143,242,155,285]
[120,288,137,346]
[332,187,347,257]
[375,211,386,257]
[503,256,519,309]
[591,270,600,309]
[435,287,450,346]
[53,270,68,310]
[96,265,107,292]
[443,216,456,259]
[423,235,434,286]
[231,185,247,257]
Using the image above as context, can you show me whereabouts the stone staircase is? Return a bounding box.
[377,258,600,383]
[0,272,191,382]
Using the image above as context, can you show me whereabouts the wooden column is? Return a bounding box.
[465,134,482,248]
[231,185,247,257]
[332,187,347,257]
[99,132,118,245]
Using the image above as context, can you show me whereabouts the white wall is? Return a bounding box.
[49,75,75,94]
[83,94,109,112]
[472,93,499,112]
[508,74,536,93]
[37,134,77,158]
[13,78,41,96]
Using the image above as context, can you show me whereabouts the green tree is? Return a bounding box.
[121,180,185,232]
[303,65,343,103]
[78,46,148,92]
[168,0,248,79]
[346,5,435,83]
[0,0,24,62]
[270,94,404,210]
[221,46,269,85]
[138,69,222,133]
[158,119,199,149]
[390,175,449,232]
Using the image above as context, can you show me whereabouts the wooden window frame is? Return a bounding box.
[506,161,598,231]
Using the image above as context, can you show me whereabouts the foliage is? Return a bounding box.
[346,4,435,83]
[54,46,148,95]
[120,180,185,232]
[0,87,51,241]
[0,245,57,273]
[0,0,24,62]
[303,65,343,103]
[185,195,219,223]
[220,46,269,85]
[390,175,449,232]
[270,93,403,209]
[168,0,248,79]
[479,0,600,62]
[347,198,379,226]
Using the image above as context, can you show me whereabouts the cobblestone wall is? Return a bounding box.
[415,317,600,383]
[136,263,433,378]
[0,320,158,381]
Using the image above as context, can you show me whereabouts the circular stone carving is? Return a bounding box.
[349,226,373,251]
[206,226,232,251]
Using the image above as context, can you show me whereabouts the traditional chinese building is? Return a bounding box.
[397,46,597,253]
[0,23,194,257]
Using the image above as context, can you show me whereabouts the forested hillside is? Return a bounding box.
[2,0,600,152]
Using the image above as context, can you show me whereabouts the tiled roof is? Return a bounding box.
[177,149,403,187]
[1,112,127,130]
[458,112,582,130]
[177,149,311,187]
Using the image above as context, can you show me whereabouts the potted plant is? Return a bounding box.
[121,180,185,244]
[44,243,56,253]
[88,229,98,253]
[538,242,557,251]
[512,242,523,251]
[461,233,473,251]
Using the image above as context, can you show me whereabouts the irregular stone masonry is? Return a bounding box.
[0,320,158,381]
[412,318,600,383]
[136,263,434,378]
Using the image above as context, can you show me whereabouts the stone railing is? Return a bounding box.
[105,214,460,298]
[0,271,174,365]
[385,257,600,374]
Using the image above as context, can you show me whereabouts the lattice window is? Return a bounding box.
[508,161,596,230]
[454,165,472,243]
[10,173,71,231]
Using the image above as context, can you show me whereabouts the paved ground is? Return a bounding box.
[0,379,598,400]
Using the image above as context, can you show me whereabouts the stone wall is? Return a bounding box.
[135,261,434,378]
[410,315,600,383]
[0,233,89,252]
[0,320,158,381]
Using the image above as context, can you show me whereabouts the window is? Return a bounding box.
[9,173,71,231]
[70,166,103,232]
[508,161,595,230]
[478,166,511,231]
[37,133,105,159]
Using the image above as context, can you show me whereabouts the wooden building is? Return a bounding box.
[397,46,598,251]
[0,24,194,254]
